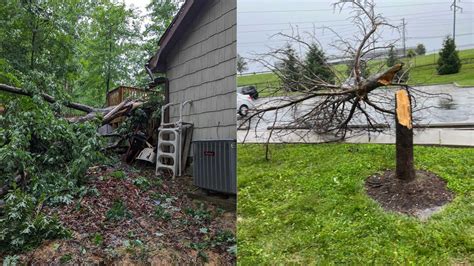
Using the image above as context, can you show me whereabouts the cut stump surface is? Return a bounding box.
[365,170,454,220]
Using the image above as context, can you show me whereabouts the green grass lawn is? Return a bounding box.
[237,72,282,97]
[238,143,474,264]
[237,49,474,95]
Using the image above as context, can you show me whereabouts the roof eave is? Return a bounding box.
[148,0,201,73]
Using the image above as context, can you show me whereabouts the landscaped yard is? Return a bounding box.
[237,49,474,95]
[237,143,474,264]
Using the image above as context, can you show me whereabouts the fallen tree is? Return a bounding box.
[0,83,144,125]
[240,0,448,182]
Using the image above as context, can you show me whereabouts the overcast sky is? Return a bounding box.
[238,0,474,72]
[124,0,474,73]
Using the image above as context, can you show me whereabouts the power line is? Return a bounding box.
[238,32,474,47]
[407,32,473,39]
[237,2,450,14]
[238,11,457,27]
[238,18,472,35]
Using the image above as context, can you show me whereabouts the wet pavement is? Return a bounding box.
[237,84,474,146]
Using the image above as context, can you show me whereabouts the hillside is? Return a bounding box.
[237,49,474,96]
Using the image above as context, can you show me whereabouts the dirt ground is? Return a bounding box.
[1,162,236,265]
[365,169,454,219]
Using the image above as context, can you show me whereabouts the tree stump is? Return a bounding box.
[395,89,415,181]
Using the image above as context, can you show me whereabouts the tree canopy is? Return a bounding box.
[0,0,179,107]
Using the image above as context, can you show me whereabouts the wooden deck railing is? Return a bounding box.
[106,86,151,107]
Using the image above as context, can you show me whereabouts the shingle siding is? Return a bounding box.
[165,0,236,141]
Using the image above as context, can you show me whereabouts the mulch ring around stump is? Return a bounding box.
[365,169,454,220]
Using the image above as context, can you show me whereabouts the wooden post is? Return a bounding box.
[395,89,415,181]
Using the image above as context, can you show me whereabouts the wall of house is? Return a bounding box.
[165,0,236,141]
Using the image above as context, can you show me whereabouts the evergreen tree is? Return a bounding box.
[437,36,461,75]
[237,54,248,74]
[280,44,301,91]
[303,43,334,85]
[386,46,397,67]
[415,43,426,55]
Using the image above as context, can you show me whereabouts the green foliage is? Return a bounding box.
[279,44,301,91]
[77,1,142,104]
[0,95,102,253]
[144,0,178,57]
[407,49,416,58]
[185,204,212,223]
[154,205,171,221]
[237,54,248,74]
[91,232,104,246]
[106,200,131,222]
[303,43,334,85]
[415,43,426,55]
[239,49,474,89]
[386,45,397,67]
[0,0,176,107]
[59,254,73,264]
[133,176,151,191]
[110,170,127,180]
[437,36,462,75]
[213,230,236,247]
[238,144,474,264]
[190,230,236,261]
[0,189,70,252]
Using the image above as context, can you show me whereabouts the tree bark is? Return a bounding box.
[0,83,95,113]
[395,89,415,181]
[0,83,143,125]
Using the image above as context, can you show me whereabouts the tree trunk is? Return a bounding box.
[31,19,38,70]
[0,83,143,125]
[395,89,415,181]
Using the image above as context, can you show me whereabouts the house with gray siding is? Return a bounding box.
[147,0,237,141]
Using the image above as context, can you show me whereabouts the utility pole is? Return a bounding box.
[451,0,463,43]
[401,18,406,58]
[296,25,302,58]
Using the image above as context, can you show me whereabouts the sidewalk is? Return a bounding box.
[237,127,474,147]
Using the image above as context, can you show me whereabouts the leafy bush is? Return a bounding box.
[0,189,70,252]
[0,95,103,253]
[407,49,416,58]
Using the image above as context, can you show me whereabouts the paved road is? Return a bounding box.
[240,84,474,130]
[237,84,474,146]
